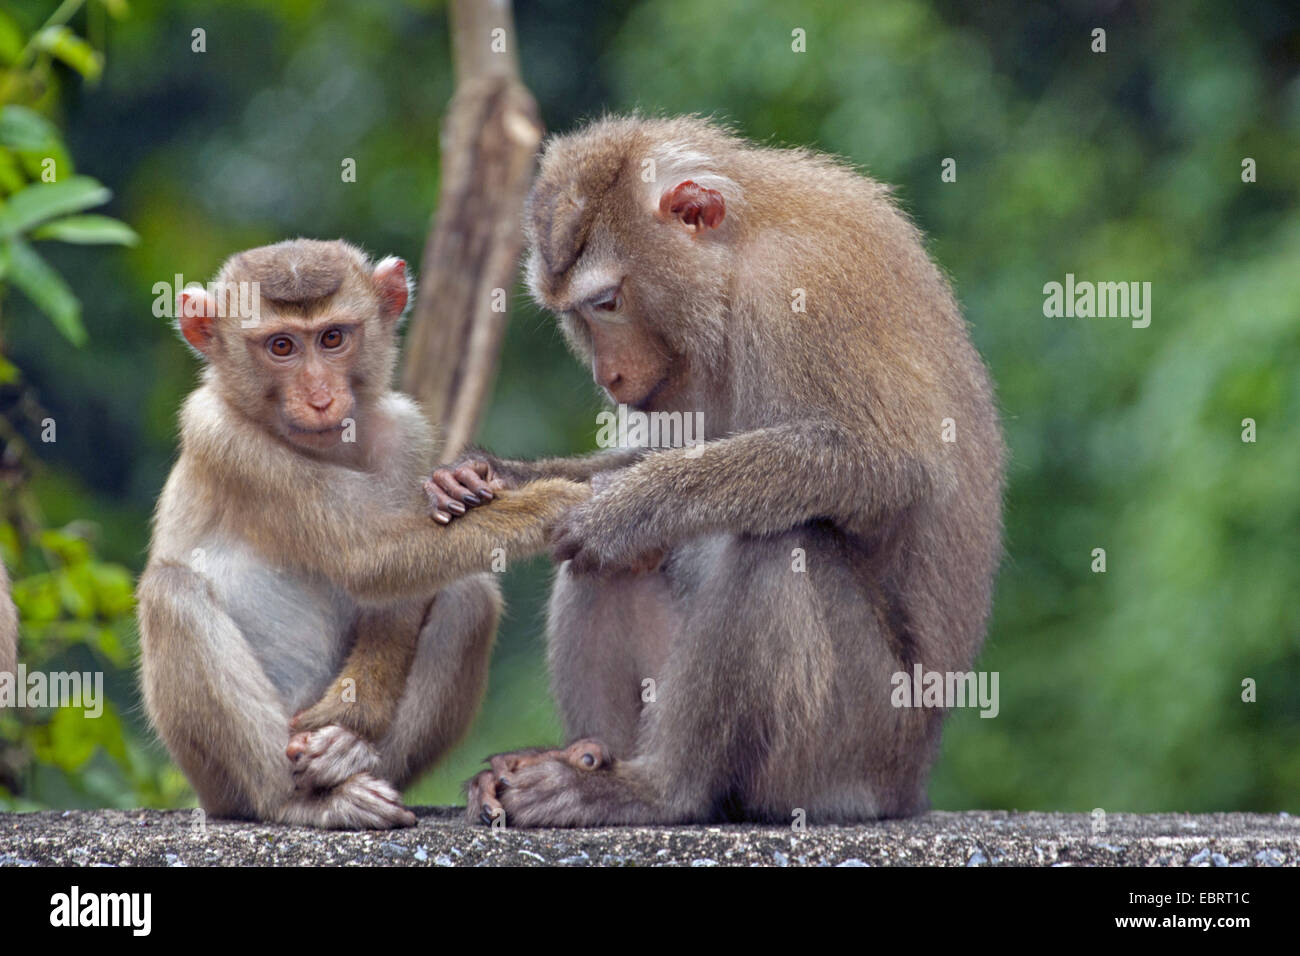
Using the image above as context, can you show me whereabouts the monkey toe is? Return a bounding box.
[564,738,612,771]
[465,769,504,825]
[332,773,415,829]
[488,746,557,776]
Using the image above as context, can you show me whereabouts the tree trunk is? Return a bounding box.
[400,0,542,460]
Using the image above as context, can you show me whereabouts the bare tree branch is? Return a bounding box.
[401,0,542,460]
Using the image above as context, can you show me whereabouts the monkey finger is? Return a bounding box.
[425,485,467,519]
[459,459,496,481]
[430,468,482,506]
[452,465,495,501]
[426,472,476,505]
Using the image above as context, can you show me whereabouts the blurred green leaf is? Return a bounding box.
[95,0,131,21]
[38,528,93,565]
[0,147,25,193]
[33,704,126,771]
[57,566,97,620]
[35,27,104,83]
[11,572,61,622]
[0,12,24,64]
[0,105,61,152]
[89,561,135,619]
[32,213,138,245]
[4,237,86,344]
[0,175,111,237]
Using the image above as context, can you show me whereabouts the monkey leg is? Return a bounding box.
[139,562,416,829]
[462,548,684,824]
[292,597,432,741]
[138,562,307,820]
[373,573,502,789]
[546,564,680,758]
[481,532,924,826]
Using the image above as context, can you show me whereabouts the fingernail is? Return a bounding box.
[463,493,480,505]
[448,501,466,515]
[479,489,494,500]
[434,512,450,523]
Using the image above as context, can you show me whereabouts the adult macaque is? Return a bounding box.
[0,562,16,679]
[458,117,1005,826]
[137,239,589,828]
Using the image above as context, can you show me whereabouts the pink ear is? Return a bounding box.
[373,257,409,318]
[658,180,725,233]
[177,287,217,353]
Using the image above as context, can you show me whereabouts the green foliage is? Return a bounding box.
[0,0,167,811]
[0,514,180,811]
[0,2,138,344]
[2,0,1296,814]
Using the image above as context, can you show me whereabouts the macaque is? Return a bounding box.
[457,116,1005,826]
[137,239,588,828]
[0,562,16,680]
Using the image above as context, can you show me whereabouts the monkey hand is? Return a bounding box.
[424,458,510,524]
[466,740,611,826]
[549,496,665,574]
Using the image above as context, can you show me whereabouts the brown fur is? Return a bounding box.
[464,116,1005,826]
[137,239,590,828]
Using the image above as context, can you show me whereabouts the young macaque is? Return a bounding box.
[136,239,589,828]
[455,116,1005,826]
[0,562,16,679]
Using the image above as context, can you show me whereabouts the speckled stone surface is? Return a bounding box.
[1,808,1295,867]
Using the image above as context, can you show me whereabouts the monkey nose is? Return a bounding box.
[600,370,623,394]
[308,394,334,411]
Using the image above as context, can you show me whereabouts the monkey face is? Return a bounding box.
[247,318,363,449]
[524,120,743,420]
[176,240,410,458]
[576,290,678,411]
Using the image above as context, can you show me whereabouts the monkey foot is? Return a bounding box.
[281,772,416,830]
[288,724,379,792]
[466,739,612,825]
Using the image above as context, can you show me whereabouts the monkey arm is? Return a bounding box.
[325,478,592,602]
[461,446,646,485]
[551,420,938,572]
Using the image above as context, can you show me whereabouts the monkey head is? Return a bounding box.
[176,239,410,454]
[523,118,743,416]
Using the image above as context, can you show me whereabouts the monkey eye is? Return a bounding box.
[320,328,346,350]
[590,287,622,314]
[268,336,295,358]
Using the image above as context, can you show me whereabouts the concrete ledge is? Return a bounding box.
[1,809,1295,867]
